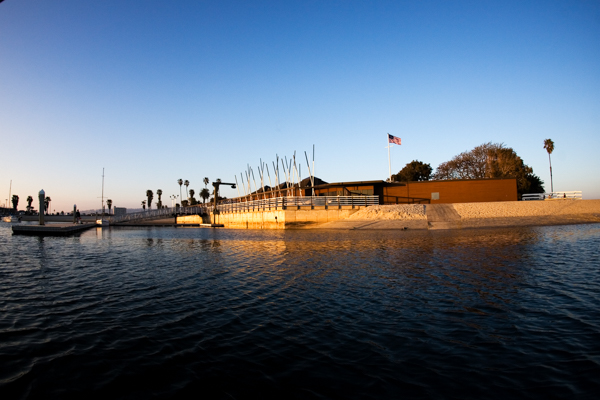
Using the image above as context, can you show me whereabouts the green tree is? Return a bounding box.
[106,199,113,215]
[543,139,555,193]
[11,195,19,211]
[26,195,33,213]
[177,179,183,204]
[203,177,209,188]
[392,160,432,182]
[156,189,163,209]
[146,190,154,209]
[188,189,197,205]
[200,188,210,204]
[434,142,502,180]
[525,173,545,194]
[44,196,51,215]
[434,142,543,198]
[141,200,146,210]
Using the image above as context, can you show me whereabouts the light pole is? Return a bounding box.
[211,181,236,224]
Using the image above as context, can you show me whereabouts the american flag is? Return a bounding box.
[388,134,401,145]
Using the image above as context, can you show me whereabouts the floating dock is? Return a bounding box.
[12,223,96,236]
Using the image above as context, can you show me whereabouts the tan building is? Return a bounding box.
[311,178,517,204]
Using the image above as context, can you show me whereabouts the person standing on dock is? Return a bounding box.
[76,209,81,224]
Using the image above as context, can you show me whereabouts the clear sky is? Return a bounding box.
[1,0,599,212]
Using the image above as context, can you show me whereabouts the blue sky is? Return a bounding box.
[1,0,599,211]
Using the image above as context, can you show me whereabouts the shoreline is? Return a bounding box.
[12,200,600,231]
[310,199,600,230]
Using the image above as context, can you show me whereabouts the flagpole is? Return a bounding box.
[387,133,391,182]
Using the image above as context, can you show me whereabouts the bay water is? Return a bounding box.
[1,223,599,399]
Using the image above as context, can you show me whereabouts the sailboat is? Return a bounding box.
[3,180,20,223]
[96,168,109,227]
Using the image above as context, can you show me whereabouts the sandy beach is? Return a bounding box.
[314,199,600,230]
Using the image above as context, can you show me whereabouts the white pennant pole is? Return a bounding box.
[387,133,392,182]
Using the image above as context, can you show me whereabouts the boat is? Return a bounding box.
[3,215,20,223]
[96,218,109,227]
[96,168,109,227]
[3,180,21,223]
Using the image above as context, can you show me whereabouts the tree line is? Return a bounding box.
[5,194,54,215]
[391,140,554,198]
[141,178,214,210]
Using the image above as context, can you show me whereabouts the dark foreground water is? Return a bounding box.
[0,223,599,399]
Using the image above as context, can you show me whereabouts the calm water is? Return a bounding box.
[0,223,599,399]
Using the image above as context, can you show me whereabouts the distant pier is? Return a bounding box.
[12,223,96,236]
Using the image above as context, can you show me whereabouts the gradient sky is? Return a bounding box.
[1,0,599,212]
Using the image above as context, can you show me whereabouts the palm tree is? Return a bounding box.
[156,189,163,209]
[177,179,183,204]
[543,139,555,193]
[184,180,190,199]
[203,177,209,189]
[200,188,210,204]
[146,190,154,209]
[106,199,113,215]
[141,200,146,210]
[26,195,33,213]
[44,196,51,215]
[11,195,19,211]
[189,189,196,205]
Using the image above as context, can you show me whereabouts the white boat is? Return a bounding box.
[4,180,20,223]
[96,218,109,226]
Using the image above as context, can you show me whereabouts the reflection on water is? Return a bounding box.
[0,223,599,399]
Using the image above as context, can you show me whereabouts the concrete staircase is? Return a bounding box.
[426,204,462,230]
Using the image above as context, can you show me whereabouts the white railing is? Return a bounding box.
[216,195,379,213]
[522,191,582,201]
[108,196,378,223]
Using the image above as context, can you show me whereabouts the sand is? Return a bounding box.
[347,204,427,220]
[453,199,600,219]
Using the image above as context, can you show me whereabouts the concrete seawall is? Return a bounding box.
[177,200,600,230]
[177,206,363,229]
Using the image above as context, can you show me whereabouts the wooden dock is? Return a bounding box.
[12,223,96,236]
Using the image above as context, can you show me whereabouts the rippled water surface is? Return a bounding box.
[1,223,599,399]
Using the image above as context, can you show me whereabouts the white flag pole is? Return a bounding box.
[387,133,392,182]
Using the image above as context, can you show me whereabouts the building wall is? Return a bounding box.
[384,179,517,204]
[113,207,127,216]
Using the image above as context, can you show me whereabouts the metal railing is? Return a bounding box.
[522,191,582,201]
[216,195,379,213]
[109,206,208,224]
[108,196,378,223]
[383,195,430,204]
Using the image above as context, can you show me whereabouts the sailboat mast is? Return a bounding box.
[101,168,105,217]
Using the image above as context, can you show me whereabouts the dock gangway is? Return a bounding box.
[108,206,208,224]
